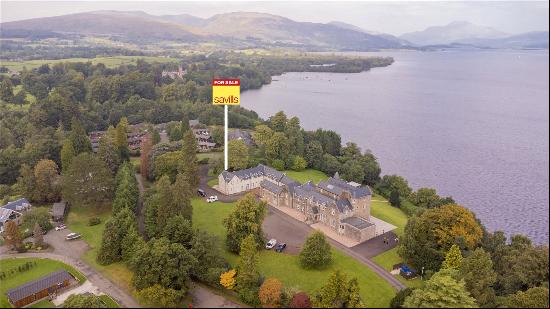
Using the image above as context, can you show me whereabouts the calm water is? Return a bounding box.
[241,50,549,244]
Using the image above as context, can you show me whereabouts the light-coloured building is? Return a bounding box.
[0,198,32,233]
[218,165,376,243]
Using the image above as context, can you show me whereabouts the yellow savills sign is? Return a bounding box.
[212,79,240,105]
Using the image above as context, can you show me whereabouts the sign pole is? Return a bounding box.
[212,78,240,172]
[224,104,228,171]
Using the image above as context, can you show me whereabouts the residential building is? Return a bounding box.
[218,165,376,243]
[0,198,32,233]
[6,270,74,307]
[193,128,216,152]
[161,65,186,79]
[228,129,255,146]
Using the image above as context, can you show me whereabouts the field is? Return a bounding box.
[0,56,179,72]
[65,206,135,296]
[0,258,86,308]
[283,169,328,184]
[192,198,397,308]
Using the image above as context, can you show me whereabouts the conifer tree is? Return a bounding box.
[60,139,76,172]
[313,270,349,308]
[98,135,120,174]
[179,130,199,189]
[69,118,92,154]
[442,244,463,270]
[236,234,261,305]
[346,278,364,308]
[115,117,129,161]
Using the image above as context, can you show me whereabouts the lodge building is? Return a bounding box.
[218,164,376,243]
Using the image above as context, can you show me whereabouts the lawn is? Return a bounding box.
[283,169,328,184]
[66,206,136,296]
[192,198,396,308]
[370,194,408,237]
[197,152,223,161]
[0,56,179,72]
[371,248,424,289]
[207,178,219,187]
[0,258,86,308]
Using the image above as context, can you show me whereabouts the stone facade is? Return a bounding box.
[218,165,376,243]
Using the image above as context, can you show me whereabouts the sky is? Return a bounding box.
[1,1,548,36]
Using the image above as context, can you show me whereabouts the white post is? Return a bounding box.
[224,104,228,171]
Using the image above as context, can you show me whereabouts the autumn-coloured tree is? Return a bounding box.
[4,221,22,250]
[259,278,283,308]
[289,292,312,308]
[140,133,152,179]
[220,269,237,290]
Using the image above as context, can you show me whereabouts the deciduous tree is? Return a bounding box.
[259,278,283,308]
[136,284,185,308]
[228,139,249,170]
[459,248,497,307]
[224,193,267,253]
[299,231,332,269]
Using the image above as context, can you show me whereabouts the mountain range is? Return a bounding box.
[1,11,547,50]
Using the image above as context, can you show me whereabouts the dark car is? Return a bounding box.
[197,189,206,197]
[275,243,287,253]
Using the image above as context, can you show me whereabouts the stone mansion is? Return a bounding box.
[218,164,376,243]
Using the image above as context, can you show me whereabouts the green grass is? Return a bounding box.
[283,169,328,184]
[207,178,219,187]
[0,258,86,308]
[28,300,54,308]
[99,295,120,308]
[197,152,223,161]
[192,198,396,308]
[370,194,408,237]
[66,206,136,296]
[0,56,179,72]
[371,248,424,289]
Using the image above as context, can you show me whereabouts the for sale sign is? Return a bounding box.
[212,79,240,105]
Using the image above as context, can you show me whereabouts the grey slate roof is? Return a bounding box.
[260,180,284,194]
[342,216,374,230]
[7,270,73,304]
[220,165,300,187]
[52,202,66,218]
[336,198,353,213]
[2,198,31,212]
[318,177,372,198]
[294,182,335,207]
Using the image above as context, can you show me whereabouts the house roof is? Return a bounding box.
[7,270,73,304]
[0,208,16,224]
[318,177,372,199]
[220,165,300,188]
[260,180,284,194]
[336,198,353,213]
[342,216,374,230]
[52,202,66,218]
[2,198,31,212]
[294,182,335,207]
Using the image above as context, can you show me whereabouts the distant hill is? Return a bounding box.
[0,11,202,42]
[328,21,411,47]
[400,21,508,46]
[457,31,549,49]
[0,10,405,50]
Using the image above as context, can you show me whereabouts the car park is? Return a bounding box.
[207,196,218,203]
[265,239,277,249]
[275,243,287,252]
[65,233,81,240]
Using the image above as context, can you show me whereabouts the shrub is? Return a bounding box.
[289,292,312,308]
[291,156,307,171]
[88,217,101,226]
[299,231,332,269]
[220,269,237,290]
[198,157,210,165]
[271,159,285,171]
[259,278,283,308]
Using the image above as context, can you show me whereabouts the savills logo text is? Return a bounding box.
[212,79,240,105]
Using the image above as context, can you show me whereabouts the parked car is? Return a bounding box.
[55,224,67,231]
[65,233,81,240]
[207,196,218,203]
[266,239,277,249]
[275,243,287,253]
[197,189,206,197]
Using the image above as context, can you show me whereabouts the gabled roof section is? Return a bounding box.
[221,171,236,182]
[2,198,31,211]
[325,177,372,198]
[260,179,284,194]
[7,270,73,304]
